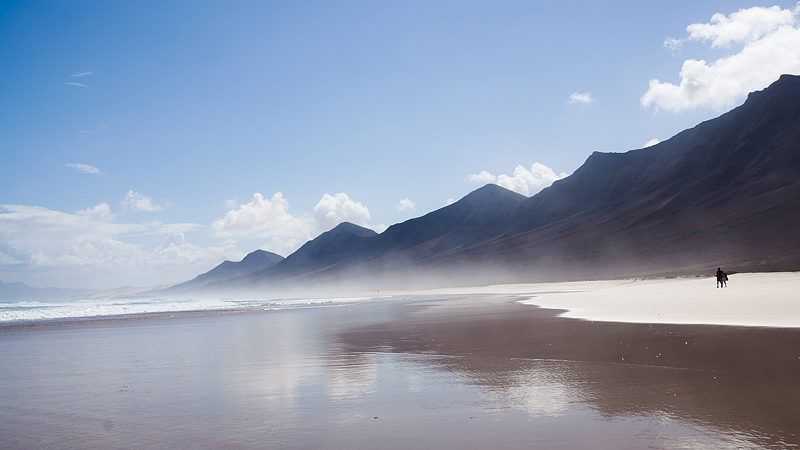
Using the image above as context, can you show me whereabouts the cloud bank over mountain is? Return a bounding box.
[0,202,240,289]
[642,4,800,112]
[212,192,314,255]
[314,193,371,234]
[212,191,384,256]
[466,163,568,197]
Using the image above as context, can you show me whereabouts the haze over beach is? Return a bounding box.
[2,1,800,448]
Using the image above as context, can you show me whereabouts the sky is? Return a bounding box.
[1,0,800,289]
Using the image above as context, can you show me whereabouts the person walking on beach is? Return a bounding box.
[716,268,724,288]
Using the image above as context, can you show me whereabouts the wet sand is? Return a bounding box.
[341,296,800,447]
[1,291,799,448]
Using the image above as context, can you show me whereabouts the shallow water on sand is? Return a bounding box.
[1,299,798,449]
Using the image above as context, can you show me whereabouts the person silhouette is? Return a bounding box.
[716,268,724,288]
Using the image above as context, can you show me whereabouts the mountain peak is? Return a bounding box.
[459,183,527,203]
[324,222,378,238]
[766,73,800,91]
[240,249,284,263]
[166,248,284,292]
[743,74,800,110]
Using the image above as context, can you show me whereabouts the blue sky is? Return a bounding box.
[2,0,799,288]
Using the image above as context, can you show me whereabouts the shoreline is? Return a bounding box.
[3,271,798,329]
[0,294,456,331]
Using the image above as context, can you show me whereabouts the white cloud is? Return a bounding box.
[314,193,370,233]
[77,130,91,134]
[395,198,415,212]
[664,37,684,54]
[0,203,239,289]
[66,163,102,174]
[77,203,115,222]
[642,4,800,112]
[684,6,796,48]
[644,138,660,148]
[212,192,313,254]
[212,191,376,254]
[466,163,568,196]
[568,91,595,105]
[464,170,497,184]
[445,198,456,206]
[497,163,569,196]
[66,82,88,88]
[71,71,93,77]
[119,191,166,212]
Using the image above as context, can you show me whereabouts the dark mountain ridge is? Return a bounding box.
[179,74,800,293]
[428,74,800,279]
[510,75,800,233]
[166,249,284,292]
[197,185,527,291]
[243,222,379,281]
[361,184,525,260]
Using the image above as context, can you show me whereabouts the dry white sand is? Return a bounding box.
[401,272,800,328]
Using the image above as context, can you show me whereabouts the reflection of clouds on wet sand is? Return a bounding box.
[466,359,573,417]
[321,350,380,427]
[323,350,378,399]
[399,353,778,448]
[220,310,329,424]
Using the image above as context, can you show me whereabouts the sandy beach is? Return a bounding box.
[412,272,800,328]
[1,273,799,448]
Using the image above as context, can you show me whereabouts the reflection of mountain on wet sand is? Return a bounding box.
[338,296,800,447]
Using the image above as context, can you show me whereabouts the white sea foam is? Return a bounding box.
[0,296,375,324]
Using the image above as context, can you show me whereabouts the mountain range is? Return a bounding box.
[169,74,800,294]
[0,280,95,302]
[167,249,284,293]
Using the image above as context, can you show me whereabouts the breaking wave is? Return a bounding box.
[0,296,376,325]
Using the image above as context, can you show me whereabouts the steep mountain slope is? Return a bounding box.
[201,222,380,289]
[182,74,800,292]
[315,74,800,283]
[372,184,526,258]
[200,185,526,291]
[167,249,284,292]
[429,74,800,279]
[514,74,800,231]
[254,222,379,278]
